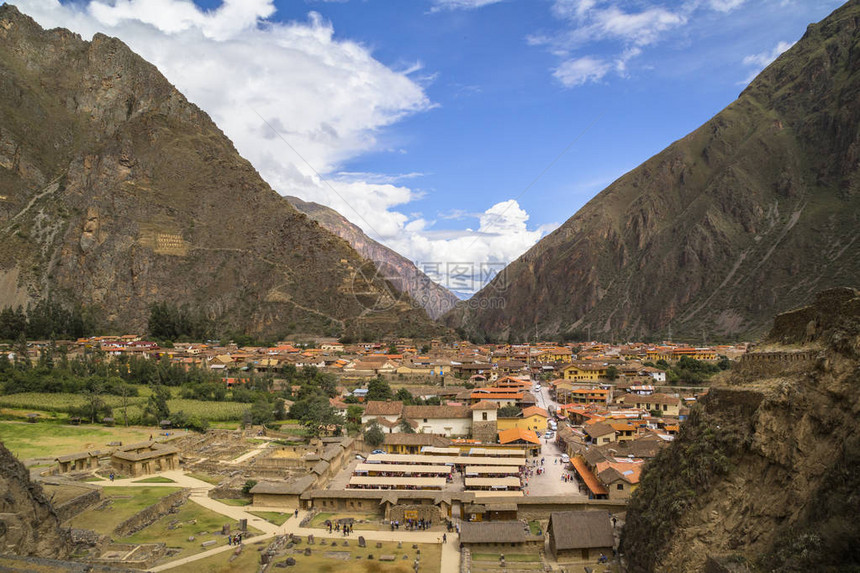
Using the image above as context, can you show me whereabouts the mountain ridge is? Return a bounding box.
[0,4,440,339]
[447,0,860,343]
[284,195,460,320]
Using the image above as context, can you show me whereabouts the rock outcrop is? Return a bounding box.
[622,288,860,572]
[0,5,440,339]
[0,442,71,558]
[448,0,860,342]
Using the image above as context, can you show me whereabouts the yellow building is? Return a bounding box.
[562,363,607,381]
[496,406,548,433]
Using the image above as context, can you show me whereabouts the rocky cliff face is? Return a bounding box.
[285,196,460,320]
[0,5,440,339]
[622,287,860,572]
[0,442,71,558]
[448,0,860,342]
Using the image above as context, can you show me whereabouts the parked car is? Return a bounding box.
[561,453,570,464]
[371,449,385,455]
[355,454,366,461]
[544,431,554,440]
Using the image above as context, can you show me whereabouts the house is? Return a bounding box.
[498,427,541,456]
[583,422,616,445]
[403,405,472,437]
[607,421,636,442]
[110,442,179,477]
[54,450,105,474]
[471,401,499,443]
[571,457,608,500]
[249,475,317,509]
[496,406,548,433]
[361,400,404,428]
[562,363,607,381]
[596,460,643,500]
[382,433,452,455]
[633,393,681,417]
[547,511,614,562]
[458,521,543,553]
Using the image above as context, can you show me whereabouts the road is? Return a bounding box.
[524,379,587,498]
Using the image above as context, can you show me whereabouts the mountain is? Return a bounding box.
[622,288,860,572]
[447,1,860,343]
[0,5,440,340]
[284,196,460,320]
[0,442,71,559]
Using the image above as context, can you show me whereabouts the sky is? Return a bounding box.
[10,0,846,297]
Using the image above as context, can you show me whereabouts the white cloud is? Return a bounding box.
[708,0,746,13]
[535,0,750,88]
[741,40,794,83]
[430,0,505,12]
[554,55,611,86]
[16,0,550,298]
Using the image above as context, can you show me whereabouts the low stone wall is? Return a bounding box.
[55,488,101,523]
[113,489,190,538]
[389,504,442,523]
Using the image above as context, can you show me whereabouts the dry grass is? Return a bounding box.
[0,421,155,460]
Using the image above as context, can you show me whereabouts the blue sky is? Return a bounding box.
[15,0,846,296]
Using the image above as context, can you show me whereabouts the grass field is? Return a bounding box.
[123,501,263,564]
[132,476,176,483]
[170,540,267,573]
[248,510,291,525]
[0,421,155,460]
[68,486,182,533]
[187,472,222,485]
[171,539,440,573]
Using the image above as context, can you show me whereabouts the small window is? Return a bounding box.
[617,484,624,490]
[482,412,488,421]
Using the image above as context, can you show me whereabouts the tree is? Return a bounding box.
[364,420,385,447]
[498,405,521,418]
[394,387,414,405]
[241,480,258,495]
[248,398,274,426]
[420,344,431,354]
[366,377,393,401]
[81,382,105,424]
[398,419,415,433]
[274,398,287,421]
[387,343,398,355]
[605,366,619,381]
[346,405,364,425]
[144,385,171,422]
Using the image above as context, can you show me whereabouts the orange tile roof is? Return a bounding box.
[521,406,548,418]
[498,427,540,445]
[571,457,609,495]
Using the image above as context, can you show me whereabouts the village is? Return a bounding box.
[1,334,742,572]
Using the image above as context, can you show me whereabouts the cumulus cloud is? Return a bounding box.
[741,40,794,83]
[534,0,748,87]
[17,0,549,297]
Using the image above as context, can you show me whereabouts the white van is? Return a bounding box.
[561,453,570,464]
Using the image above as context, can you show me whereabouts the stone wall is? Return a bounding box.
[388,504,442,523]
[471,420,497,443]
[113,489,190,538]
[55,488,101,523]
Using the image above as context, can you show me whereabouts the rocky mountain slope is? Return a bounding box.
[0,442,71,558]
[285,195,460,320]
[0,5,440,339]
[622,287,860,572]
[448,0,860,342]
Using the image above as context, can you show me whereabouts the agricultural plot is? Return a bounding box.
[0,391,248,425]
